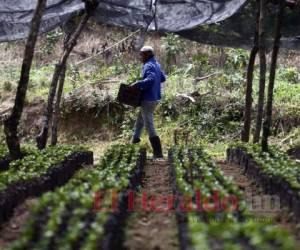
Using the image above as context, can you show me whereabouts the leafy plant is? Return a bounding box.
[40,30,63,55]
[3,81,13,92]
[189,215,296,250]
[225,48,249,71]
[278,67,299,84]
[170,145,297,250]
[0,144,8,159]
[231,142,300,191]
[162,33,185,73]
[171,145,245,217]
[0,145,86,192]
[10,144,141,250]
[126,63,141,83]
[191,53,210,76]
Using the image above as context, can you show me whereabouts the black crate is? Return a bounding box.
[117,84,142,107]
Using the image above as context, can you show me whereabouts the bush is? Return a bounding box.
[162,33,185,72]
[191,53,210,76]
[126,63,141,83]
[3,81,13,92]
[278,67,299,84]
[225,48,249,71]
[40,30,63,55]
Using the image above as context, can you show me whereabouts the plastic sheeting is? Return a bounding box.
[94,0,248,32]
[0,0,84,41]
[178,2,300,50]
[0,0,248,42]
[0,0,299,50]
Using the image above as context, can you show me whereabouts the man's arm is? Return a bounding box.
[135,64,155,90]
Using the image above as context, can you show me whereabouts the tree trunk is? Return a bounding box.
[241,0,260,142]
[36,0,99,150]
[36,13,91,150]
[253,0,267,143]
[50,17,79,146]
[262,0,285,151]
[4,0,47,160]
[51,64,67,146]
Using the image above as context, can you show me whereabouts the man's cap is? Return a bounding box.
[140,46,154,53]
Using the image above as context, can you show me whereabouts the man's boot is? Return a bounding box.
[131,138,141,144]
[149,136,163,159]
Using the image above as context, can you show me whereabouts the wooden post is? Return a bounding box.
[4,0,47,159]
[253,0,267,143]
[262,0,285,151]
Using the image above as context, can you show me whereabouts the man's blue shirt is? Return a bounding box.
[136,57,166,101]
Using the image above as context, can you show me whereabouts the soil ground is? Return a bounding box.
[0,198,37,249]
[219,161,300,248]
[1,157,300,250]
[123,159,179,250]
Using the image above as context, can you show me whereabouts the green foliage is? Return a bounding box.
[126,63,141,83]
[230,142,300,191]
[110,58,126,76]
[171,146,245,214]
[278,67,299,84]
[0,144,8,159]
[10,144,140,250]
[0,145,86,192]
[222,72,244,91]
[159,96,179,119]
[162,33,184,57]
[110,58,139,76]
[281,128,300,148]
[40,30,63,55]
[167,98,241,143]
[118,109,138,141]
[29,65,54,86]
[271,68,300,127]
[190,216,297,250]
[0,66,19,90]
[162,33,185,72]
[191,53,210,76]
[87,65,116,84]
[162,66,196,97]
[171,145,297,250]
[68,64,81,89]
[225,48,249,71]
[3,81,13,92]
[0,127,5,145]
[273,80,300,106]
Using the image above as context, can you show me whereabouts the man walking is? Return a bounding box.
[131,46,166,159]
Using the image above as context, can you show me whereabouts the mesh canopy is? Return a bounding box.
[0,0,247,42]
[0,0,84,41]
[0,0,299,50]
[178,1,300,50]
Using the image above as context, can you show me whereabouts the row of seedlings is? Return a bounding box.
[10,144,146,250]
[227,142,300,220]
[169,145,297,250]
[0,145,93,224]
[0,145,42,171]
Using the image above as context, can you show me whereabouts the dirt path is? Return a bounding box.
[219,161,300,247]
[0,198,37,249]
[123,159,179,250]
[218,162,275,218]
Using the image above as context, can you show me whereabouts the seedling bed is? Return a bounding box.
[0,151,93,224]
